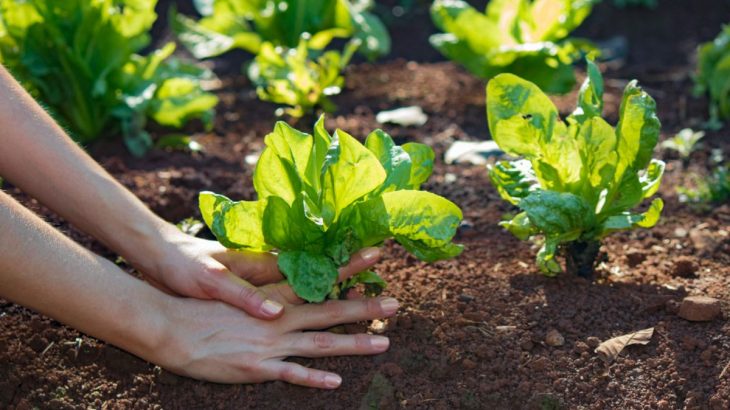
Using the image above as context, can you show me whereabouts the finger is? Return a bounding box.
[213,248,283,286]
[199,261,284,320]
[338,247,381,282]
[283,297,399,331]
[286,332,389,358]
[261,282,302,306]
[264,361,342,389]
[144,276,178,296]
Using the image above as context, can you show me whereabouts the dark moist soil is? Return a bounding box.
[2,0,730,409]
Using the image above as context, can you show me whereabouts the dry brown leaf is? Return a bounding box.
[595,327,654,363]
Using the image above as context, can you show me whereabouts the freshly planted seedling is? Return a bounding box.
[200,117,463,302]
[247,35,359,118]
[430,0,598,94]
[679,165,730,209]
[0,0,218,156]
[487,60,665,277]
[172,0,390,61]
[695,25,730,128]
[660,128,704,164]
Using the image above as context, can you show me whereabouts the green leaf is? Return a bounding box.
[488,159,538,205]
[640,159,665,198]
[615,80,661,173]
[519,190,594,240]
[320,129,386,224]
[499,211,538,240]
[486,73,560,158]
[365,129,412,192]
[262,195,324,251]
[278,251,340,302]
[571,58,604,123]
[199,192,270,251]
[402,143,435,189]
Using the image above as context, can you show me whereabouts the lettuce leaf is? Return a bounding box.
[487,59,665,275]
[200,116,463,302]
[172,0,390,61]
[694,25,730,127]
[430,0,598,94]
[0,0,218,156]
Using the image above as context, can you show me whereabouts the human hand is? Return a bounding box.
[153,269,399,388]
[135,225,381,320]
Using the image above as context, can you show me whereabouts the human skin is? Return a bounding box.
[0,65,399,388]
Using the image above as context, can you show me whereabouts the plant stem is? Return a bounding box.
[564,240,601,278]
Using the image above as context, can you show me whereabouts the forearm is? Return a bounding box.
[0,190,167,361]
[0,65,176,273]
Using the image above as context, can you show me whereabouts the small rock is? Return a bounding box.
[520,339,534,351]
[678,296,722,321]
[380,362,404,377]
[462,358,477,370]
[586,336,601,349]
[689,228,717,251]
[672,256,698,277]
[458,293,475,303]
[444,140,503,165]
[375,106,428,127]
[674,227,688,238]
[625,248,647,267]
[545,329,565,347]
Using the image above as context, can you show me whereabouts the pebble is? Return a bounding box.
[462,358,477,370]
[678,296,722,321]
[665,299,680,314]
[381,362,404,377]
[457,293,475,302]
[545,329,565,347]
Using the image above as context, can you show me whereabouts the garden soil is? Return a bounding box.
[2,0,730,408]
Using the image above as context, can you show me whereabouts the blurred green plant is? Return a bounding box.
[0,0,218,156]
[695,25,730,129]
[247,35,359,118]
[429,0,598,94]
[487,59,664,277]
[660,128,704,160]
[612,0,657,9]
[679,164,730,209]
[172,0,390,61]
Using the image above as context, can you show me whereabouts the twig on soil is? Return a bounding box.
[720,361,730,379]
[40,341,54,356]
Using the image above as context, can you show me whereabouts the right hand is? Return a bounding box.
[152,249,399,388]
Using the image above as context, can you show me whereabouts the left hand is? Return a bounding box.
[133,225,381,321]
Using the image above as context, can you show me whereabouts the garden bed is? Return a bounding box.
[1,0,730,408]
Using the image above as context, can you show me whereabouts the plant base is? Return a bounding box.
[564,240,601,278]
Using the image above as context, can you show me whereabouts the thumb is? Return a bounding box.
[200,261,284,320]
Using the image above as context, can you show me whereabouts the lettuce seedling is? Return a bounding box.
[0,0,218,156]
[247,35,359,118]
[200,116,463,302]
[695,25,730,128]
[487,60,665,277]
[430,0,598,94]
[172,0,390,61]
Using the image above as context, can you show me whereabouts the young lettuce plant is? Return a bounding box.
[172,0,390,61]
[247,35,359,118]
[430,0,598,94]
[695,25,730,129]
[199,116,463,302]
[487,60,665,277]
[0,0,218,156]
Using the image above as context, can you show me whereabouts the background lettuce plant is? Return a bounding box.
[0,0,218,156]
[172,0,390,61]
[200,116,463,302]
[695,25,730,129]
[430,0,597,94]
[487,60,665,277]
[247,34,360,118]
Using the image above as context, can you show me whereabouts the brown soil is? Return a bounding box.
[2,0,730,409]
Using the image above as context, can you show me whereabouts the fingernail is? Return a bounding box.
[371,336,390,350]
[261,299,283,316]
[361,247,380,262]
[324,374,342,388]
[380,297,399,315]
